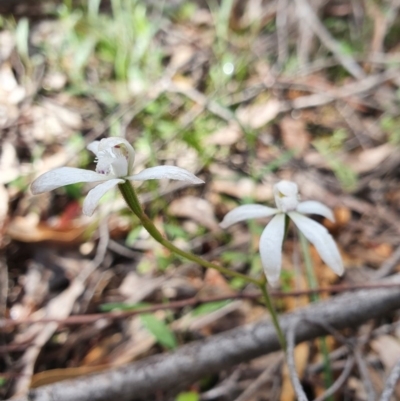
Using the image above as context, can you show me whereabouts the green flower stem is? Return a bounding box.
[299,232,333,398]
[118,181,287,351]
[118,181,258,285]
[258,276,287,351]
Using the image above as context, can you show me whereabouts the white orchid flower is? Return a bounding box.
[31,138,204,216]
[220,180,343,284]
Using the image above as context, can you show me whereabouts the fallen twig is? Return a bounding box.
[286,319,309,401]
[9,274,400,401]
[380,358,400,401]
[295,0,365,79]
[2,283,400,329]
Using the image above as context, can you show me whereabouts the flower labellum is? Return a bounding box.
[220,180,343,284]
[31,138,204,216]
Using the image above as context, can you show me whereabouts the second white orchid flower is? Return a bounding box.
[31,138,204,216]
[220,180,344,284]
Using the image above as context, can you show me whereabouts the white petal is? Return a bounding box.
[220,204,278,229]
[296,201,335,222]
[259,214,285,284]
[31,167,109,194]
[82,178,124,216]
[127,166,204,185]
[273,180,299,212]
[97,137,135,173]
[87,141,100,155]
[289,212,344,275]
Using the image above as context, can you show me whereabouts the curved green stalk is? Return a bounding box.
[299,232,333,396]
[118,181,286,350]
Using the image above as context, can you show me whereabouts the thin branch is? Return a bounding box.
[380,358,400,401]
[276,0,289,68]
[2,283,400,329]
[9,274,400,401]
[233,353,284,401]
[354,347,376,401]
[286,319,309,401]
[295,0,365,79]
[313,355,355,401]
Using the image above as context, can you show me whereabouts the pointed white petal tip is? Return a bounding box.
[289,212,344,276]
[128,166,204,185]
[297,200,335,222]
[82,178,124,216]
[87,141,100,155]
[31,167,108,194]
[220,204,278,229]
[266,276,280,287]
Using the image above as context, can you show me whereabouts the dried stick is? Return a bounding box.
[286,319,309,401]
[313,355,355,401]
[233,353,284,401]
[9,274,400,401]
[380,358,400,401]
[354,347,376,401]
[295,0,365,79]
[276,0,289,68]
[2,283,400,329]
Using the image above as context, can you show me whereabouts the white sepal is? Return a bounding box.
[82,178,124,216]
[31,167,108,194]
[273,180,299,212]
[220,204,278,229]
[259,213,285,284]
[296,201,335,222]
[87,141,100,156]
[289,212,343,275]
[128,166,204,184]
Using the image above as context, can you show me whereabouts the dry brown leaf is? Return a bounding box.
[236,98,281,129]
[31,365,109,388]
[0,141,19,184]
[0,184,8,228]
[108,316,157,366]
[281,343,310,401]
[280,117,311,155]
[201,269,235,297]
[0,62,25,104]
[119,272,165,303]
[371,335,400,370]
[7,215,88,244]
[346,143,398,174]
[82,334,123,366]
[211,178,273,202]
[172,300,243,333]
[0,30,15,60]
[169,195,219,231]
[208,122,243,146]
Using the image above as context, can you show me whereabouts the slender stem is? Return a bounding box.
[118,181,259,285]
[259,281,287,351]
[119,181,287,351]
[299,232,334,398]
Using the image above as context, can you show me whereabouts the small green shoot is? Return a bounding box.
[140,313,178,349]
[99,301,151,312]
[313,130,358,191]
[175,392,199,401]
[191,300,231,317]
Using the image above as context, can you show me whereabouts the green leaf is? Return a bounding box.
[192,300,231,317]
[175,392,199,401]
[99,302,150,312]
[140,313,177,349]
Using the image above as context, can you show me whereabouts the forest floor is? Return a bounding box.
[1,1,400,400]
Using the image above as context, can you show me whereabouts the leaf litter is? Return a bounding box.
[1,1,400,400]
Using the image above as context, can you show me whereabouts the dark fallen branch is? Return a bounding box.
[11,274,400,401]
